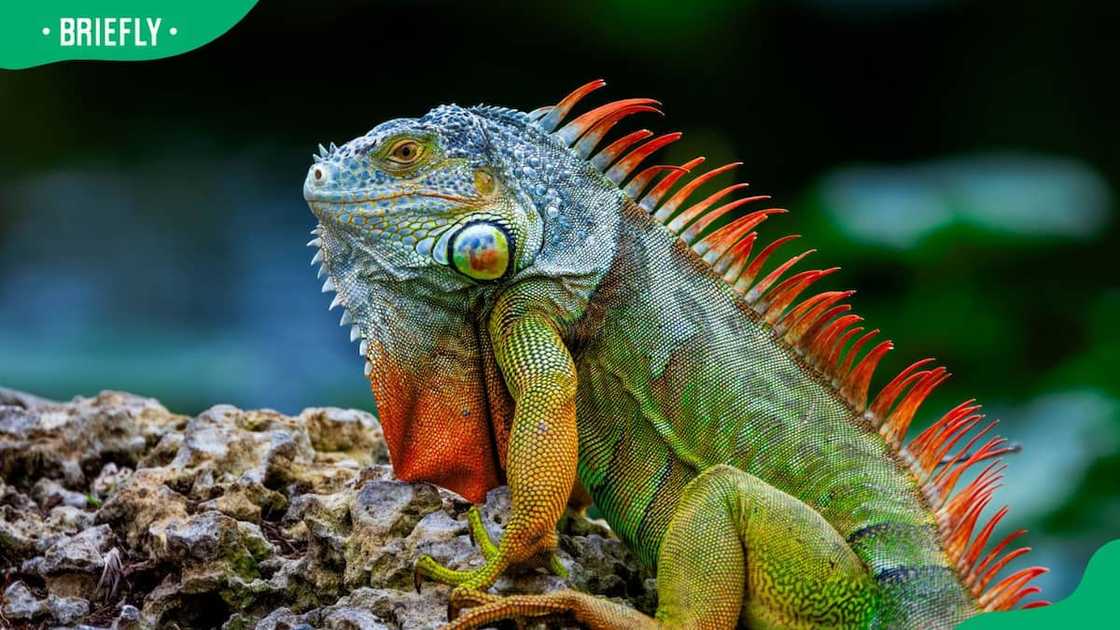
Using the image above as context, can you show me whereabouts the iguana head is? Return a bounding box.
[304,105,550,290]
[303,100,622,501]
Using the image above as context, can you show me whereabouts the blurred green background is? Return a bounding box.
[1,0,1116,602]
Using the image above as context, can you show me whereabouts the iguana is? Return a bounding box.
[302,80,1048,629]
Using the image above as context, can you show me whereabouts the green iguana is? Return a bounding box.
[302,79,1047,629]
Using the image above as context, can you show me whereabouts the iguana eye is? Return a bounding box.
[473,169,496,196]
[448,222,512,281]
[387,139,424,165]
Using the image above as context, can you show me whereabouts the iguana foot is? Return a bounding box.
[414,550,569,592]
[445,588,571,629]
[415,506,567,591]
[444,588,656,630]
[414,554,495,590]
[465,505,568,576]
[414,506,508,589]
[446,587,500,624]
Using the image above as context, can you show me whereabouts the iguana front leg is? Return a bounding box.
[416,284,579,590]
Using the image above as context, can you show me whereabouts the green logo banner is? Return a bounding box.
[0,0,258,69]
[960,539,1119,629]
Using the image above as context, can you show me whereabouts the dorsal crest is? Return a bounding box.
[531,79,1048,612]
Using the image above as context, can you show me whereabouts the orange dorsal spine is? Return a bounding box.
[531,79,1048,612]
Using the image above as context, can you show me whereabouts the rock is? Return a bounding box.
[21,523,114,599]
[115,600,143,623]
[2,480,98,573]
[46,592,91,624]
[48,504,98,531]
[114,604,143,630]
[0,579,90,625]
[2,580,43,620]
[252,607,321,630]
[0,501,43,558]
[344,480,444,589]
[24,524,113,575]
[32,478,92,509]
[0,388,654,629]
[0,390,185,490]
[323,587,449,630]
[321,606,391,630]
[92,462,134,501]
[303,407,388,465]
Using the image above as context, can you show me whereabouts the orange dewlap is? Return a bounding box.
[369,351,506,504]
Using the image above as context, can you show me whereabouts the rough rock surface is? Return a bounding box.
[0,388,653,629]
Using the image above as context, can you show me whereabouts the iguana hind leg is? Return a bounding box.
[657,464,877,629]
[446,464,877,629]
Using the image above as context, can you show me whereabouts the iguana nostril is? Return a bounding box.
[309,164,331,186]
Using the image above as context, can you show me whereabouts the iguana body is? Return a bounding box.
[303,80,1047,628]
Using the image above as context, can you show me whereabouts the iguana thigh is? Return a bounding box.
[655,464,877,629]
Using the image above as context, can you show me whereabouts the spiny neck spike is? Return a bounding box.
[538,79,607,132]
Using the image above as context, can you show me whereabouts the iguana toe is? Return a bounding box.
[465,506,499,560]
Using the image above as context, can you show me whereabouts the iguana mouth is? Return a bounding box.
[306,192,486,241]
[305,190,482,208]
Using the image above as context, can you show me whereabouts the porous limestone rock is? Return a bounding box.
[0,388,653,629]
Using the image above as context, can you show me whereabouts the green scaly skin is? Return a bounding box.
[303,84,1042,629]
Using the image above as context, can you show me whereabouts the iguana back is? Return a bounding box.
[527,82,1044,627]
[571,197,974,626]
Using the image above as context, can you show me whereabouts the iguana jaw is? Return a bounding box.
[304,191,483,240]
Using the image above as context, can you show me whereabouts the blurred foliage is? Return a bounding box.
[1,0,1117,601]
